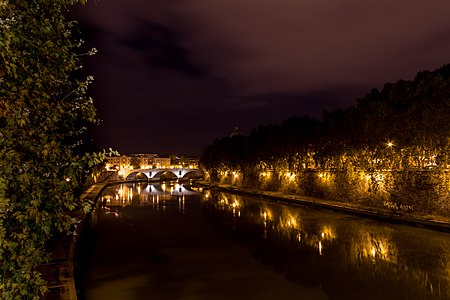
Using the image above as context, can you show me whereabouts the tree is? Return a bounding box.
[0,1,105,298]
[131,156,142,169]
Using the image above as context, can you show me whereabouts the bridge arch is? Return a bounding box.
[152,170,178,179]
[180,170,203,179]
[125,171,149,181]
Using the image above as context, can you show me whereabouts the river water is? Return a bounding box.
[78,181,450,300]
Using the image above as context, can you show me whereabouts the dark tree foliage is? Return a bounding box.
[0,1,108,298]
[200,64,450,172]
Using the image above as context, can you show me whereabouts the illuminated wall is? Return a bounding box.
[209,163,450,217]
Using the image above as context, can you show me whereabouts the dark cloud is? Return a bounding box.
[121,20,206,77]
[75,0,450,155]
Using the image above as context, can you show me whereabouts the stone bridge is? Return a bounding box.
[123,168,202,180]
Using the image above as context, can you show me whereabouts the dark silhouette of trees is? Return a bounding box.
[201,64,450,173]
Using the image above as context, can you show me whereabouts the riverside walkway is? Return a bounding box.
[42,180,112,300]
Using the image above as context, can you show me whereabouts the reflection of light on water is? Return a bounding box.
[217,194,242,213]
[287,217,297,228]
[321,225,336,240]
[355,233,397,263]
[178,196,182,212]
[261,208,273,222]
[220,195,228,205]
[280,215,300,230]
[274,209,302,240]
[213,193,245,225]
[260,208,274,238]
[206,191,450,298]
[371,247,376,258]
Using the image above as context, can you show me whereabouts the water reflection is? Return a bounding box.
[203,190,450,299]
[100,181,196,214]
[94,185,450,299]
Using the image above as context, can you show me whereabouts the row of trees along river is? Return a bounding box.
[200,64,450,218]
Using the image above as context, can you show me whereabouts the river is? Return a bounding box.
[78,181,450,299]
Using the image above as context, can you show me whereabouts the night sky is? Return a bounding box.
[75,0,450,156]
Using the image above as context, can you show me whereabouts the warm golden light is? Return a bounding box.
[285,172,296,181]
[261,209,273,221]
[321,225,336,240]
[286,216,298,229]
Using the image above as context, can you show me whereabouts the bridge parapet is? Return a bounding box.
[122,167,202,180]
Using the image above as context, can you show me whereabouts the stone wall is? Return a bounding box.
[208,167,450,217]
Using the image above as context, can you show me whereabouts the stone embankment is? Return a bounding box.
[198,181,450,232]
[41,179,114,300]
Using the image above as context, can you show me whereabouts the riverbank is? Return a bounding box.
[196,181,450,232]
[41,180,113,300]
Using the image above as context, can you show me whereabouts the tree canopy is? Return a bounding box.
[201,64,450,172]
[0,0,105,298]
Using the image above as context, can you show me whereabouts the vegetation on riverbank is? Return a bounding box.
[200,64,450,217]
[0,1,109,298]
